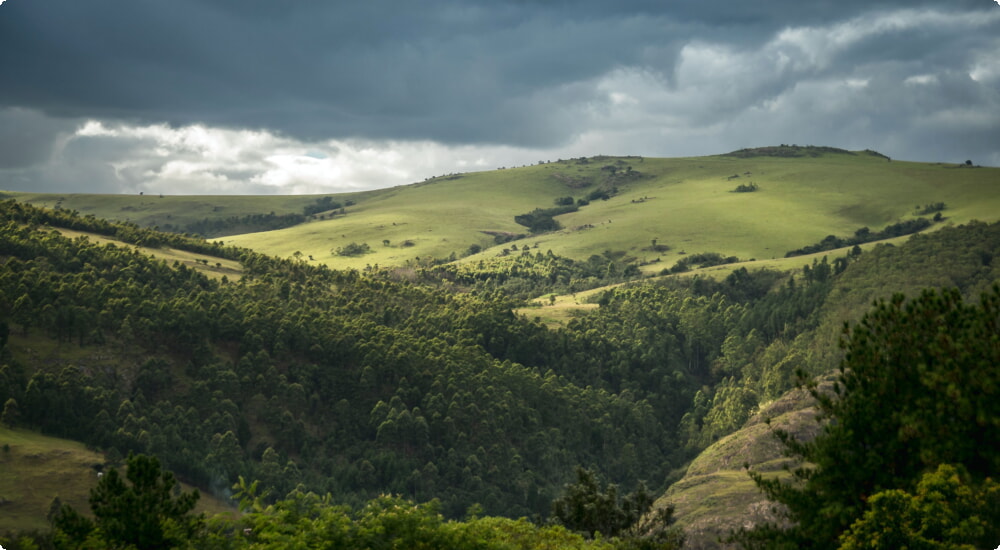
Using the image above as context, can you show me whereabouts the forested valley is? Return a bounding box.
[2,197,1000,548]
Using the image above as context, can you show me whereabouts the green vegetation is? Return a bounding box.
[738,285,1000,549]
[838,464,999,550]
[551,466,684,548]
[784,217,935,257]
[34,453,641,550]
[2,147,1000,547]
[52,453,202,549]
[12,149,999,273]
[514,205,579,233]
[334,241,372,256]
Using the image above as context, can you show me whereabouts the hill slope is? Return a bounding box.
[7,147,999,273]
[655,219,1000,548]
[0,427,233,532]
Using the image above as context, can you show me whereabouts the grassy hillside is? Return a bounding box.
[656,385,828,550]
[0,192,319,231]
[225,151,1000,271]
[0,427,234,532]
[53,227,244,281]
[7,148,998,273]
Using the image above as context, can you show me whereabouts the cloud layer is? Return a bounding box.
[1,0,997,194]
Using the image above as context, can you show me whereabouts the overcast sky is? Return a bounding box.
[1,0,998,195]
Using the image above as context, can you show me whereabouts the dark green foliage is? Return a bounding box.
[334,241,371,256]
[740,285,1000,549]
[53,453,203,549]
[915,202,946,215]
[514,205,578,233]
[554,196,576,206]
[0,198,243,260]
[785,218,934,257]
[6,195,1000,539]
[302,196,344,216]
[733,182,759,193]
[0,200,678,518]
[165,211,307,238]
[551,467,668,540]
[669,252,740,273]
[586,188,613,201]
[437,249,642,300]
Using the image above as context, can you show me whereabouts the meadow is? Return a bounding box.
[9,148,999,274]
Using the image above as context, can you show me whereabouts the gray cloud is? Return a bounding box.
[0,0,997,195]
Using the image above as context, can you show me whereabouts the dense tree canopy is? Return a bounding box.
[2,198,1000,547]
[740,285,1000,549]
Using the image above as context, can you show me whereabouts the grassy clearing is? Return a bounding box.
[514,235,914,327]
[0,426,102,532]
[0,427,235,532]
[52,228,243,281]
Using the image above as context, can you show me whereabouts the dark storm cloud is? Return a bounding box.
[0,108,79,168]
[1,0,989,147]
[0,0,997,195]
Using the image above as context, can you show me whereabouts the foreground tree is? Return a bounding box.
[53,453,203,549]
[551,466,684,549]
[738,285,1000,549]
[838,464,1000,550]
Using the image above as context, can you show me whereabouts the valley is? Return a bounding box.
[1,146,999,548]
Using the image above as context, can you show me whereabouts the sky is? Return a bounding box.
[1,0,998,196]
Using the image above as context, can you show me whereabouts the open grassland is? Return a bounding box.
[52,228,243,281]
[1,192,324,231]
[219,152,1000,270]
[8,150,999,272]
[0,427,234,532]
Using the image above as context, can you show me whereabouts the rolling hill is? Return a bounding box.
[7,146,999,274]
[2,145,999,546]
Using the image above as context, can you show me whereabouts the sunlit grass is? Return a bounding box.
[0,427,235,531]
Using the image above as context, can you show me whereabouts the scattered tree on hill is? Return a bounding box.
[1,397,19,427]
[334,241,371,256]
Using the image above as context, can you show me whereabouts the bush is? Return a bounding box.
[334,242,371,256]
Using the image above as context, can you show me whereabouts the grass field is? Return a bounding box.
[7,149,999,273]
[0,427,235,532]
[51,228,243,281]
[140,152,1000,271]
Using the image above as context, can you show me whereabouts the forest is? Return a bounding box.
[2,196,1000,548]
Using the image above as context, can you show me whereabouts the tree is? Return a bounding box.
[838,464,1000,550]
[741,285,1000,549]
[53,453,203,549]
[1,397,19,427]
[551,466,683,548]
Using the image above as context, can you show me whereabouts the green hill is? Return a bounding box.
[2,146,999,545]
[7,147,999,273]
